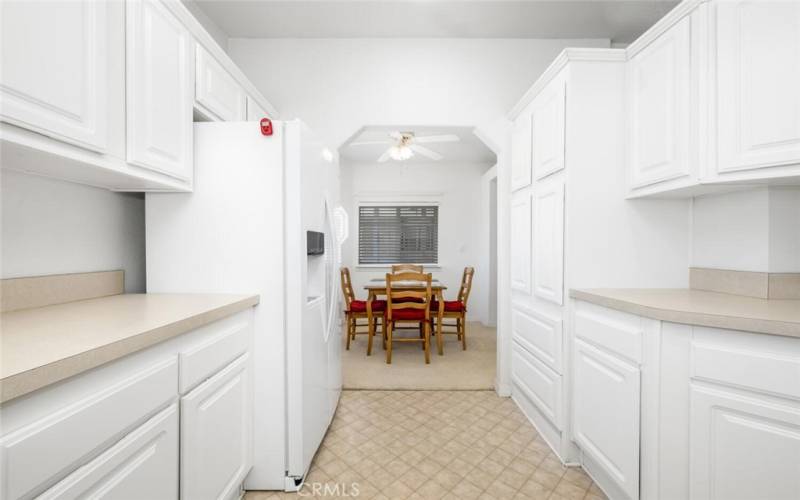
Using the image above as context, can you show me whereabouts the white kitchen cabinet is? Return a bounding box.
[689,383,800,500]
[246,96,269,121]
[181,353,253,500]
[510,192,532,294]
[511,117,532,191]
[38,404,179,500]
[195,45,247,122]
[0,0,107,152]
[627,16,692,191]
[533,178,564,305]
[573,338,641,500]
[531,77,566,180]
[713,0,800,178]
[126,0,194,181]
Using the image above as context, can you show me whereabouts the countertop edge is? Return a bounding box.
[569,289,800,339]
[0,294,260,404]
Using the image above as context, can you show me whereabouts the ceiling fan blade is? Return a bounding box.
[414,134,460,144]
[377,148,392,163]
[409,144,443,161]
[389,131,403,140]
[349,140,392,146]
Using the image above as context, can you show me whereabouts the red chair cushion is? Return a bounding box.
[394,297,425,303]
[431,300,465,312]
[348,300,386,313]
[390,308,427,321]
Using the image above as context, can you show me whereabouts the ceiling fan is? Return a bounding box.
[349,131,460,162]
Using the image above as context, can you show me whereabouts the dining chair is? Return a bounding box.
[391,264,424,273]
[385,271,432,364]
[431,267,474,350]
[341,267,386,351]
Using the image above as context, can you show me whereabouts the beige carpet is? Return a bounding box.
[342,321,496,390]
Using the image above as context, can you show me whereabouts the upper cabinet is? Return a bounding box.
[126,0,194,182]
[713,0,800,178]
[626,0,800,197]
[627,16,692,191]
[0,0,107,152]
[0,0,279,192]
[195,45,247,122]
[531,77,566,181]
[246,96,268,122]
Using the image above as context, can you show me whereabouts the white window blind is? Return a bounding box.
[358,205,438,264]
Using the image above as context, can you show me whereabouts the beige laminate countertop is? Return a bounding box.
[570,288,800,338]
[0,293,259,403]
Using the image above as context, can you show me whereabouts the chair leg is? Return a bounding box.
[381,316,387,350]
[461,315,467,350]
[386,320,393,364]
[424,321,431,364]
[367,315,375,356]
[345,314,352,350]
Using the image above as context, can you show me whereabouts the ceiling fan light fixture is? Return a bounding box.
[389,145,414,161]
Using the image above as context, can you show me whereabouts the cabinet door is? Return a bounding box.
[0,0,107,152]
[628,16,692,189]
[690,383,800,500]
[531,78,566,180]
[38,404,179,500]
[181,353,253,500]
[715,0,800,175]
[126,0,193,181]
[533,178,564,305]
[511,116,532,191]
[195,45,247,122]
[573,339,640,500]
[510,193,532,294]
[246,96,268,121]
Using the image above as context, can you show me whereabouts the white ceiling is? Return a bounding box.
[339,126,497,165]
[191,0,678,42]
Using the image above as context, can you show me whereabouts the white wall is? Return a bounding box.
[1,170,146,292]
[228,37,610,147]
[691,187,800,273]
[340,160,491,320]
[475,165,498,326]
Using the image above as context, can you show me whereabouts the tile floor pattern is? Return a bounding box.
[246,391,607,500]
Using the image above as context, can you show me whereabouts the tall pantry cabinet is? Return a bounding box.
[507,49,691,462]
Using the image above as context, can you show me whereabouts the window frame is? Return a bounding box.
[356,200,440,267]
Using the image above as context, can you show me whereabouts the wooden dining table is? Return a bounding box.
[364,278,447,356]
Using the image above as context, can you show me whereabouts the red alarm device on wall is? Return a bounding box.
[260,118,273,136]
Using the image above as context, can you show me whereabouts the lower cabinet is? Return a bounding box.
[39,404,179,500]
[570,299,800,500]
[689,383,800,500]
[0,309,255,500]
[181,353,253,500]
[573,339,640,500]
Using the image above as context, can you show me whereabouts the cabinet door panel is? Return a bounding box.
[195,45,247,122]
[181,353,253,500]
[690,383,800,500]
[531,79,566,180]
[512,342,562,429]
[512,307,562,372]
[511,117,532,191]
[510,193,532,294]
[39,404,179,500]
[0,0,107,152]
[573,339,640,500]
[533,178,564,305]
[126,0,193,181]
[628,16,691,188]
[246,96,268,121]
[716,0,800,173]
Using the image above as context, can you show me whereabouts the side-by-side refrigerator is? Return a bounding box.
[146,121,343,491]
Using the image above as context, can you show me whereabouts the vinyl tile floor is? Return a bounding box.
[246,390,607,500]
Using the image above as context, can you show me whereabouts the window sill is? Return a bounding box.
[355,264,442,270]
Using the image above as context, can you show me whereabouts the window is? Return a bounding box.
[358,205,438,264]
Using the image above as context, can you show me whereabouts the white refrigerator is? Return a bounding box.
[146,121,343,491]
